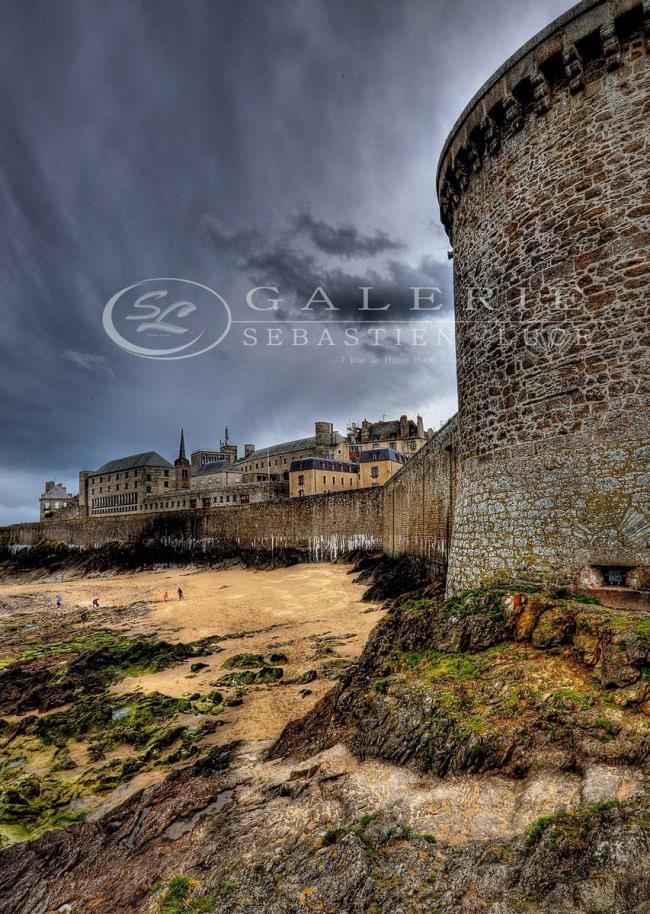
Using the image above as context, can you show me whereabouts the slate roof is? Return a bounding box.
[193,461,243,477]
[290,457,359,473]
[365,419,416,439]
[95,451,172,474]
[239,432,344,463]
[40,485,72,499]
[359,448,408,464]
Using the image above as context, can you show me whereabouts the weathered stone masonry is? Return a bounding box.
[0,488,385,562]
[438,0,650,590]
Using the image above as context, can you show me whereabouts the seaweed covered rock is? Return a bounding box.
[272,588,650,775]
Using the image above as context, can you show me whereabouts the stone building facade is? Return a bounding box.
[79,451,175,517]
[289,457,360,497]
[235,422,347,482]
[359,448,409,489]
[142,480,288,512]
[347,415,432,460]
[39,482,77,520]
[437,0,650,591]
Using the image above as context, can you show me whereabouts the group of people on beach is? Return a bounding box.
[163,588,184,601]
[55,586,185,618]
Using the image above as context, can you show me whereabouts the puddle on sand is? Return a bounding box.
[164,789,235,841]
[111,706,132,721]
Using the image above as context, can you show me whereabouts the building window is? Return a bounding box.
[164,481,169,488]
[323,476,326,484]
[409,439,417,450]
[371,466,379,479]
[298,489,304,497]
[298,475,304,486]
[146,473,152,481]
[146,485,151,493]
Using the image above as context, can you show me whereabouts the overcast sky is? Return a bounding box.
[0,0,575,523]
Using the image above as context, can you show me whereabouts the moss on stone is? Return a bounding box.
[222,653,264,669]
[217,666,283,687]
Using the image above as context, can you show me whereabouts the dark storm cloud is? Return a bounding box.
[291,211,405,258]
[204,214,452,320]
[0,0,577,522]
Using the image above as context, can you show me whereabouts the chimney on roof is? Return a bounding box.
[244,443,255,458]
[399,415,409,438]
[417,415,424,438]
[44,481,55,493]
[315,421,333,451]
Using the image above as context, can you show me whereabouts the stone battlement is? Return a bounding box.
[437,0,649,239]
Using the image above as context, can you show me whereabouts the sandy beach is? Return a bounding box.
[0,563,382,838]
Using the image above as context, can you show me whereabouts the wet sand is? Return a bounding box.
[0,563,381,750]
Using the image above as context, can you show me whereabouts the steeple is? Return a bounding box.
[175,429,189,467]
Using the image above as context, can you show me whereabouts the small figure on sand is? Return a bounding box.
[55,595,62,608]
[177,587,184,600]
[80,610,88,622]
[92,597,99,609]
[163,591,169,601]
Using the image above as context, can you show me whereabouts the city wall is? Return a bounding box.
[0,487,386,562]
[382,416,458,576]
[0,423,460,573]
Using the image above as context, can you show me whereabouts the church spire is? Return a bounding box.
[175,428,189,466]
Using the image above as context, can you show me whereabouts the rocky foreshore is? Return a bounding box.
[0,557,648,914]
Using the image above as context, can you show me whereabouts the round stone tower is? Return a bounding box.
[438,0,650,593]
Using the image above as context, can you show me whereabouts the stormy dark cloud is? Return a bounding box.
[205,213,452,321]
[0,0,576,522]
[291,211,405,258]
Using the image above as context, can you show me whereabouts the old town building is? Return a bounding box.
[39,482,77,520]
[236,422,347,482]
[359,448,408,488]
[289,457,359,497]
[346,415,432,461]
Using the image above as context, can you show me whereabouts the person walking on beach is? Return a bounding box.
[163,591,169,601]
[177,587,184,600]
[55,595,62,608]
[92,597,99,609]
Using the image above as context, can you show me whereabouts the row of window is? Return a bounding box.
[90,503,139,515]
[143,492,253,511]
[93,469,170,483]
[91,492,138,509]
[90,476,171,496]
[145,499,188,510]
[91,470,169,489]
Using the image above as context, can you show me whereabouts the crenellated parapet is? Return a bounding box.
[437,0,649,241]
